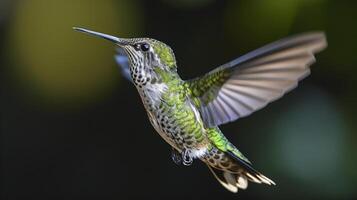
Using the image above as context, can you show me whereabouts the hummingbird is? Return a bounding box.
[73,27,327,193]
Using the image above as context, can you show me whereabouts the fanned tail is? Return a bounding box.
[204,148,275,193]
[207,165,248,193]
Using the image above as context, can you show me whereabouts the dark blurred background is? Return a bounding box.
[1,0,357,199]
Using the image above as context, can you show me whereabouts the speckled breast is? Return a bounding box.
[138,85,209,155]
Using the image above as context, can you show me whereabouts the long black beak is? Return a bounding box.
[73,27,128,45]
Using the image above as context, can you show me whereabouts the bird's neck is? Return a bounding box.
[131,63,181,87]
[152,66,181,84]
[136,66,184,104]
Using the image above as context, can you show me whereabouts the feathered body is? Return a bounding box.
[74,27,327,193]
[133,61,270,191]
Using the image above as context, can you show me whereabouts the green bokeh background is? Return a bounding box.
[2,0,356,199]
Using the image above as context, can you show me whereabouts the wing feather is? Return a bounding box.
[115,48,133,82]
[187,32,327,127]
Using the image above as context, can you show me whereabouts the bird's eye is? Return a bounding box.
[133,43,150,52]
[140,43,150,51]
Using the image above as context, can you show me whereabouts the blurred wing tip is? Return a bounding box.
[305,31,328,52]
[297,31,325,39]
[284,31,327,54]
[115,55,127,63]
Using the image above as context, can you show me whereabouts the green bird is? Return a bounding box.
[74,27,327,193]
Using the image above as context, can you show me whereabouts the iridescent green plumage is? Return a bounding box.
[205,128,250,163]
[187,69,230,105]
[74,27,327,193]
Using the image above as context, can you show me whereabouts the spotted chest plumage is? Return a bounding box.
[128,54,154,88]
[137,80,210,159]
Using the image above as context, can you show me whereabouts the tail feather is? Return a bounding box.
[207,163,274,193]
[207,165,248,193]
[204,148,275,193]
[226,150,275,185]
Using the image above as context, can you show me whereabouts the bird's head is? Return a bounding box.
[73,27,177,85]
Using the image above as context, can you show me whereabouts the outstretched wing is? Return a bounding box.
[115,48,133,82]
[187,32,327,127]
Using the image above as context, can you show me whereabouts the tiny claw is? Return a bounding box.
[182,149,193,166]
[171,149,182,165]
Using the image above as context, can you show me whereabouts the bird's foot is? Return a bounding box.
[182,149,193,166]
[171,148,182,165]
